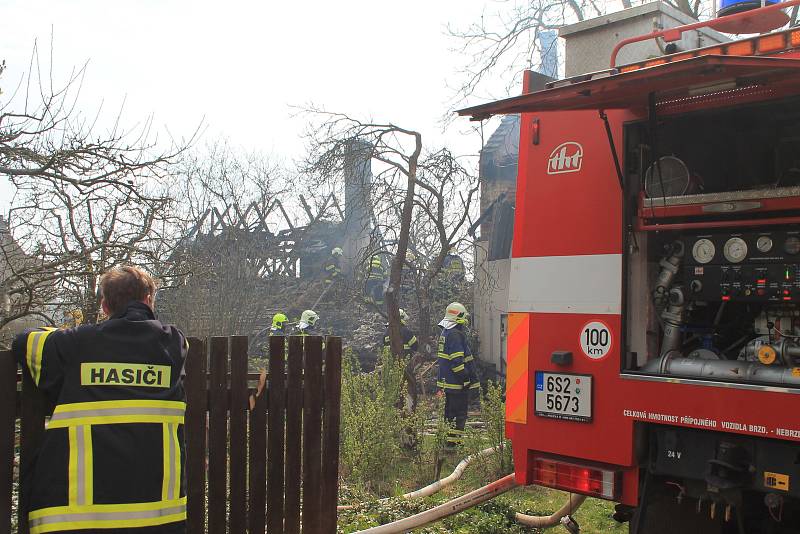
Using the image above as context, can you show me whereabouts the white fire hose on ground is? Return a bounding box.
[515,493,587,529]
[342,445,589,532]
[337,446,502,511]
[353,474,518,534]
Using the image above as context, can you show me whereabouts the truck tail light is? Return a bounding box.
[532,458,620,500]
[792,30,800,47]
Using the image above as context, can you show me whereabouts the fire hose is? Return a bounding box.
[353,474,518,534]
[515,493,588,529]
[341,446,588,532]
[337,446,502,511]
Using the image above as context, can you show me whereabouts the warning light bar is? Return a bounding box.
[532,458,621,500]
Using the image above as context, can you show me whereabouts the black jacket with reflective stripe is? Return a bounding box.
[12,301,188,533]
[383,325,419,357]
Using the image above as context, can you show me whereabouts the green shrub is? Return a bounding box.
[339,348,407,494]
[462,381,513,484]
[407,394,452,488]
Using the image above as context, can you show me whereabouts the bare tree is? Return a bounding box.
[302,111,422,360]
[3,173,175,328]
[155,141,295,340]
[1,44,193,193]
[302,111,480,375]
[447,0,719,105]
[0,46,195,336]
[407,149,478,350]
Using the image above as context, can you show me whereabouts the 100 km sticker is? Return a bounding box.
[580,321,612,360]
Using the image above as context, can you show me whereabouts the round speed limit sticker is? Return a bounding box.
[580,321,612,360]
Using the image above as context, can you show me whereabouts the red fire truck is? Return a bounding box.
[460,2,800,532]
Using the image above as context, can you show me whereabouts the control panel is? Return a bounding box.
[682,229,800,302]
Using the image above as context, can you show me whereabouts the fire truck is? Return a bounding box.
[460,1,800,532]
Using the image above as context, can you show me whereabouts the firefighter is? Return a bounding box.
[437,302,478,449]
[364,254,386,306]
[383,308,419,357]
[11,265,187,533]
[323,247,343,285]
[270,312,288,335]
[295,309,320,336]
[443,253,465,283]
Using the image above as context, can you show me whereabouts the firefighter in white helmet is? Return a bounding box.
[295,309,320,336]
[437,302,479,449]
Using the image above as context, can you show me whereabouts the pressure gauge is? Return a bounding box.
[756,236,773,253]
[692,239,716,264]
[723,237,748,263]
[785,236,800,255]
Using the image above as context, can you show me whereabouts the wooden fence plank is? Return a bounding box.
[267,336,286,534]
[208,337,229,534]
[248,385,268,534]
[284,337,304,534]
[185,338,207,534]
[302,336,324,534]
[229,336,248,534]
[0,352,15,534]
[321,337,343,534]
[18,368,45,534]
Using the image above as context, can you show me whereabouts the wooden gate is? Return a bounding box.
[0,334,342,534]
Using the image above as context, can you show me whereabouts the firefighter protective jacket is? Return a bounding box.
[323,256,341,284]
[366,257,385,280]
[437,326,479,390]
[12,301,188,534]
[383,325,419,357]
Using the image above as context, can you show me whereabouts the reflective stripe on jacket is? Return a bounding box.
[383,325,419,356]
[12,301,188,534]
[323,257,341,283]
[367,257,385,280]
[437,326,471,390]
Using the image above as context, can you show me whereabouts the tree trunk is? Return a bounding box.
[386,134,421,361]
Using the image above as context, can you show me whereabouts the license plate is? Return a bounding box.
[534,371,593,423]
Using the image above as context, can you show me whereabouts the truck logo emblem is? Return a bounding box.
[547,142,583,174]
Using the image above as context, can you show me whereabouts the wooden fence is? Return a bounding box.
[0,334,342,534]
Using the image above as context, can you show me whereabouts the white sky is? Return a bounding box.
[1,0,501,213]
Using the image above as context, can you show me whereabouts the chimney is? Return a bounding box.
[559,1,729,77]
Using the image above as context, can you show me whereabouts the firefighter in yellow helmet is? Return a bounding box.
[270,312,288,336]
[11,265,188,533]
[437,302,480,449]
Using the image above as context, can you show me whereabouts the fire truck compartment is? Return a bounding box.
[647,425,800,500]
[623,95,800,389]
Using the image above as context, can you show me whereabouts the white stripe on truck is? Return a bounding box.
[508,254,622,314]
